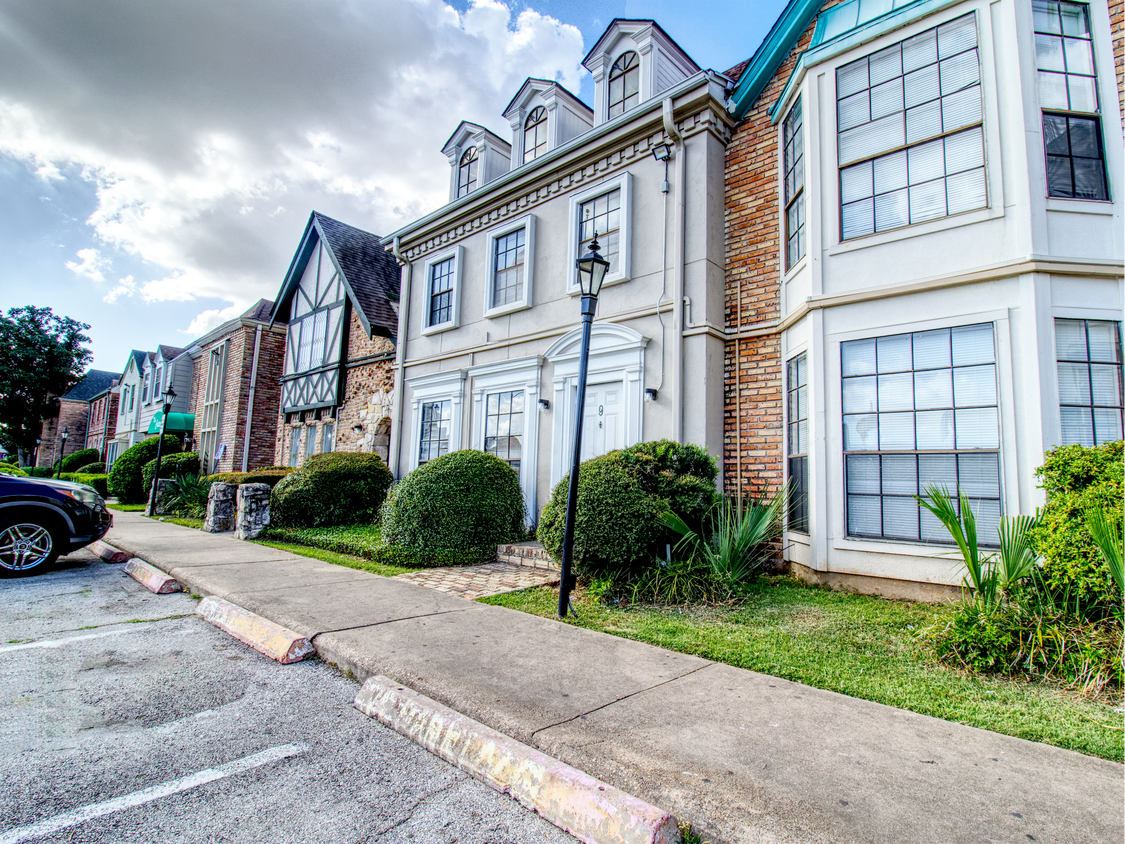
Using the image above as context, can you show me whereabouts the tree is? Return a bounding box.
[0,307,92,466]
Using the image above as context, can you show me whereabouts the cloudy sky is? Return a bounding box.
[0,0,779,372]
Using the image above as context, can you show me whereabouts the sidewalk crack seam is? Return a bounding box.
[529,662,714,740]
[309,608,471,639]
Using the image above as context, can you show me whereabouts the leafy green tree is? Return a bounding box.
[0,306,92,466]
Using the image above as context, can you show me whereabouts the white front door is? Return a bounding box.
[579,380,624,461]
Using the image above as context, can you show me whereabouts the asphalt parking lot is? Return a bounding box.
[0,550,576,844]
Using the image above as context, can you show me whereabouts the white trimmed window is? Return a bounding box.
[457,147,478,198]
[418,401,452,465]
[784,98,806,268]
[787,353,809,533]
[608,51,640,118]
[1034,1,1109,200]
[199,344,227,474]
[841,323,1001,546]
[524,107,548,163]
[321,420,335,454]
[409,371,465,471]
[568,172,632,291]
[422,246,463,334]
[837,13,986,239]
[485,216,535,317]
[1056,318,1123,445]
[153,365,162,402]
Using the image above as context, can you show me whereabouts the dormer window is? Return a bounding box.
[457,147,479,197]
[608,52,640,118]
[523,107,548,163]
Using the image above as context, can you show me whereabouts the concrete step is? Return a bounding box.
[496,541,559,571]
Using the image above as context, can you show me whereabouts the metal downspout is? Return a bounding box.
[388,236,411,478]
[241,324,263,472]
[663,98,686,443]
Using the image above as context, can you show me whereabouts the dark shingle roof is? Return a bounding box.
[157,344,186,361]
[130,350,149,372]
[241,298,274,322]
[63,369,120,402]
[724,58,751,83]
[272,212,401,340]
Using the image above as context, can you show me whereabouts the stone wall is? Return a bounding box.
[723,0,841,500]
[273,308,395,466]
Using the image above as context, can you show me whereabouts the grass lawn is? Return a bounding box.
[482,579,1124,762]
[155,515,205,530]
[254,524,424,577]
[107,502,146,512]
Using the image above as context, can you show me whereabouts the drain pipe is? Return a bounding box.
[388,236,411,478]
[663,98,686,443]
[240,323,263,472]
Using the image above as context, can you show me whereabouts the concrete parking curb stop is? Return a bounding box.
[354,676,681,844]
[123,557,181,594]
[195,596,315,664]
[89,540,130,564]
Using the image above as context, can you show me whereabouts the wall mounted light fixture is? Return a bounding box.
[537,399,550,411]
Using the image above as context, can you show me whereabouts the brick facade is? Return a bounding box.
[36,398,92,468]
[84,391,119,460]
[274,308,395,467]
[1112,0,1123,137]
[191,321,286,473]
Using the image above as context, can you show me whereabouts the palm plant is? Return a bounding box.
[163,473,211,518]
[916,484,1040,609]
[659,489,788,598]
[1086,507,1124,600]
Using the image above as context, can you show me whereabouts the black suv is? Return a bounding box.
[0,474,112,575]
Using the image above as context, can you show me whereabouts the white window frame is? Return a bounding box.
[407,370,466,471]
[421,245,464,335]
[468,357,543,526]
[567,172,632,293]
[484,215,536,318]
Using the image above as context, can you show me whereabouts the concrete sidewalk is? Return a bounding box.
[105,512,1123,844]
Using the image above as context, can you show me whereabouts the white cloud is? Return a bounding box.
[65,247,107,282]
[103,275,137,303]
[0,0,586,333]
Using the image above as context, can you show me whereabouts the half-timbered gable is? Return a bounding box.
[271,211,401,467]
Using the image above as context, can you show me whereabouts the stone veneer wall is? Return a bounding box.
[274,308,396,466]
[723,0,842,500]
[36,398,92,468]
[84,392,119,460]
[191,322,287,473]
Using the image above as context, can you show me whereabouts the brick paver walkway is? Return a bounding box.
[394,562,560,599]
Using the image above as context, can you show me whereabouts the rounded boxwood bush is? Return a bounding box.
[75,461,106,474]
[271,451,394,528]
[141,451,200,492]
[538,440,720,579]
[380,450,526,562]
[204,468,294,488]
[0,463,28,477]
[106,435,182,503]
[1030,441,1123,616]
[60,448,100,473]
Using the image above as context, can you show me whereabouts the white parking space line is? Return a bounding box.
[0,744,308,844]
[0,627,145,653]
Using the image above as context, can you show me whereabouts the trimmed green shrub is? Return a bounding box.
[204,468,294,488]
[59,473,109,497]
[75,462,106,474]
[60,448,100,473]
[379,450,526,563]
[106,435,182,503]
[0,463,28,477]
[29,467,55,478]
[1030,441,1123,616]
[272,452,394,528]
[141,452,200,493]
[539,457,668,578]
[538,441,720,579]
[258,525,482,568]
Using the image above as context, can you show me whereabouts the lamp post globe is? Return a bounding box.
[557,234,610,618]
[146,386,178,516]
[55,427,69,479]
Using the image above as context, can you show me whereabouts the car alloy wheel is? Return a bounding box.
[0,523,55,572]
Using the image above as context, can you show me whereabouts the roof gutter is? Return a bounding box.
[727,0,822,121]
[387,236,411,478]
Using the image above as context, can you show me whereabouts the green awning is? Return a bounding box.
[147,412,195,434]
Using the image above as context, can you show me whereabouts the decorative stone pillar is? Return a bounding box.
[235,482,271,541]
[146,478,176,517]
[203,482,237,532]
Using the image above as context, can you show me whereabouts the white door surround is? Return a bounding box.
[545,323,648,487]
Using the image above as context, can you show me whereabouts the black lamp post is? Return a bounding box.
[55,428,69,479]
[147,386,177,516]
[558,234,611,618]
